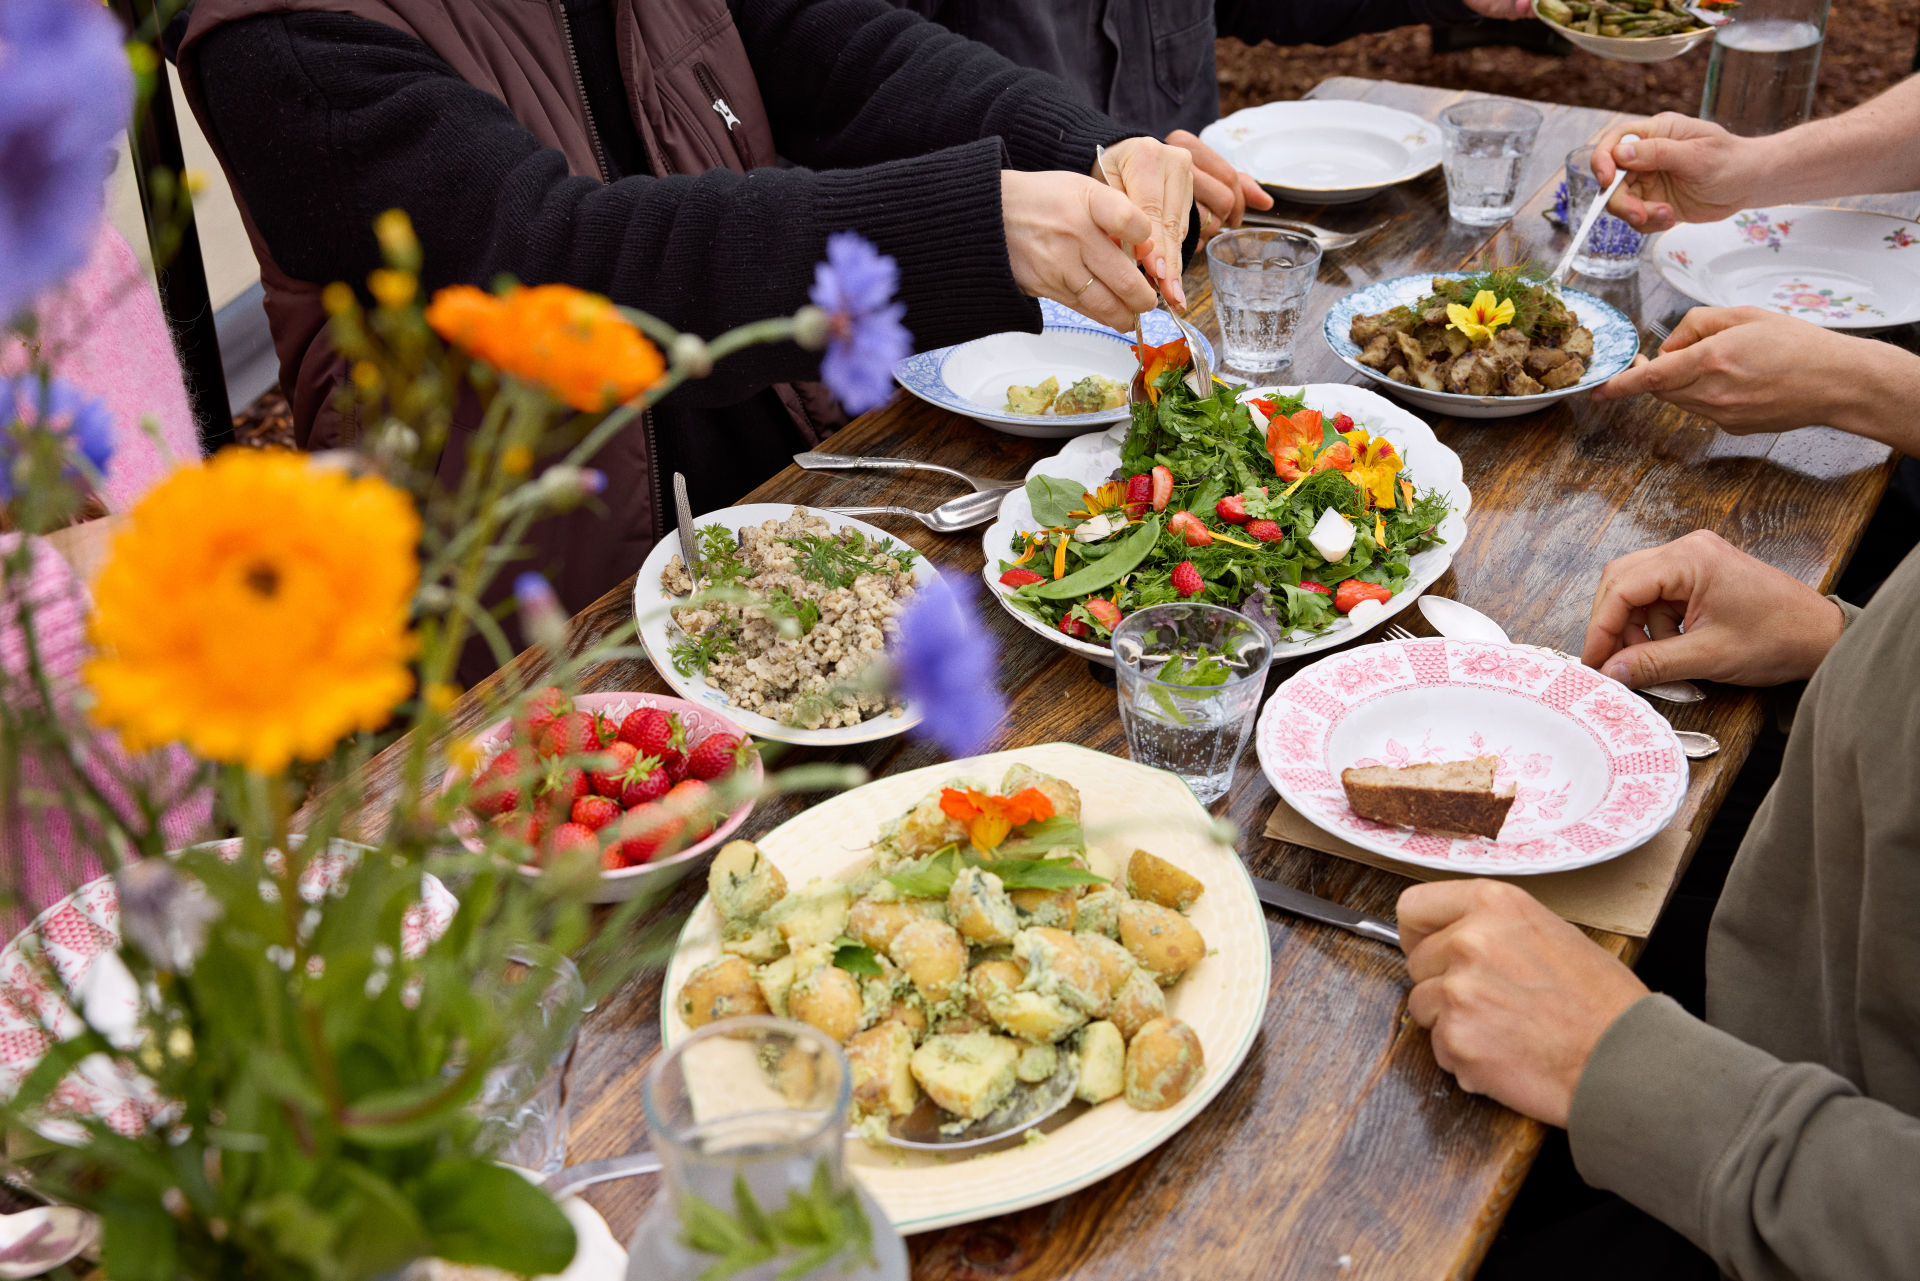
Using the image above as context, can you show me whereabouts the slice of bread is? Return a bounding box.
[1340,755,1515,840]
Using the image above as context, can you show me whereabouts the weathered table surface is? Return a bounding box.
[352,78,1903,1279]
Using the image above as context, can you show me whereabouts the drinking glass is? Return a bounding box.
[1701,0,1830,137]
[1204,229,1321,379]
[1563,145,1645,279]
[472,945,586,1177]
[625,1017,908,1281]
[1111,603,1273,805]
[1438,99,1543,227]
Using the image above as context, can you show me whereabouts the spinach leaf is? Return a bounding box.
[1025,475,1086,528]
[964,856,1108,890]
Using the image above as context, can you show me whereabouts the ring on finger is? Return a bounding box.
[1072,275,1097,296]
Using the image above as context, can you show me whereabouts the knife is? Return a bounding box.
[1250,873,1401,947]
[672,471,701,594]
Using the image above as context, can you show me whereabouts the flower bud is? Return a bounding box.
[792,305,829,351]
[515,572,569,650]
[670,333,713,378]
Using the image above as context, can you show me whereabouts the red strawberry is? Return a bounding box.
[1333,578,1393,614]
[534,760,590,832]
[613,804,686,865]
[1084,598,1122,632]
[469,746,533,818]
[618,754,672,808]
[1058,612,1091,639]
[572,794,621,831]
[520,686,570,744]
[999,567,1046,588]
[538,710,603,760]
[600,843,630,872]
[1149,465,1174,512]
[1215,495,1249,525]
[618,706,685,769]
[589,739,638,798]
[1297,579,1330,595]
[666,755,691,783]
[685,732,747,782]
[1247,519,1283,543]
[1168,510,1213,548]
[1171,561,1203,598]
[595,712,620,746]
[545,822,600,863]
[1330,413,1354,433]
[666,779,718,840]
[490,809,543,850]
[1123,473,1153,520]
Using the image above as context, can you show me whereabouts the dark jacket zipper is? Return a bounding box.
[691,61,754,168]
[553,4,611,183]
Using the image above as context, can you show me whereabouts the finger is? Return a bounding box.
[1241,171,1274,213]
[1588,352,1649,403]
[1059,274,1137,333]
[1581,544,1694,664]
[1395,880,1494,952]
[1601,629,1722,688]
[1407,976,1447,1029]
[1191,167,1238,235]
[1082,231,1157,317]
[1594,343,1706,403]
[1660,306,1744,354]
[1155,163,1193,309]
[1086,181,1154,255]
[1646,600,1684,642]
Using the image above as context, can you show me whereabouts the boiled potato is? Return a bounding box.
[1124,1017,1204,1111]
[984,988,1086,1044]
[934,1014,988,1036]
[754,945,830,1018]
[910,1032,1020,1120]
[676,956,770,1029]
[846,1021,918,1118]
[1126,849,1205,913]
[1075,885,1124,939]
[1012,928,1109,1017]
[888,918,968,1007]
[948,867,1019,946]
[881,995,929,1042]
[708,840,787,920]
[788,965,863,1043]
[1015,1042,1059,1084]
[719,918,786,965]
[1108,969,1167,1042]
[847,897,918,951]
[1076,1021,1126,1104]
[875,789,966,865]
[768,884,850,950]
[968,958,1025,1018]
[1077,933,1141,1002]
[999,764,1082,823]
[1118,899,1206,985]
[1010,886,1077,931]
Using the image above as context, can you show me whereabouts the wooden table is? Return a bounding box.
[359,79,1903,1279]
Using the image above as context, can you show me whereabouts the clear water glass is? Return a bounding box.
[626,1017,908,1281]
[1439,99,1543,227]
[1564,145,1645,279]
[1700,0,1830,137]
[1204,229,1321,379]
[472,945,587,1177]
[1112,603,1273,805]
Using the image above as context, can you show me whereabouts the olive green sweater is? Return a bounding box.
[1569,546,1920,1280]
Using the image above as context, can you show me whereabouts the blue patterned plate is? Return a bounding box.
[891,299,1213,439]
[1322,273,1638,420]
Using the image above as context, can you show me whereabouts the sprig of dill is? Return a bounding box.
[780,531,917,590]
[696,523,752,587]
[669,618,739,677]
[1421,263,1571,336]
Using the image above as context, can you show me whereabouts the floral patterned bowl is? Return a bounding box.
[1655,206,1920,332]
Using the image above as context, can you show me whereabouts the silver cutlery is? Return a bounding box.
[671,471,702,590]
[1239,213,1386,253]
[1251,873,1400,947]
[824,486,1016,533]
[793,451,1017,494]
[1413,597,1706,705]
[1095,144,1215,396]
[1551,133,1640,287]
[0,1205,98,1279]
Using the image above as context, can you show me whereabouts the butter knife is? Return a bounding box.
[672,471,701,594]
[1250,873,1400,947]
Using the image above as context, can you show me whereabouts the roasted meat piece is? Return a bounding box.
[1540,357,1587,391]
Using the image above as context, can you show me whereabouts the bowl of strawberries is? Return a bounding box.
[448,689,761,901]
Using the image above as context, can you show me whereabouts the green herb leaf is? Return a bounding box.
[678,1158,872,1281]
[995,814,1086,858]
[963,855,1107,890]
[832,942,883,977]
[670,619,739,678]
[884,848,962,898]
[1025,475,1086,527]
[780,530,915,590]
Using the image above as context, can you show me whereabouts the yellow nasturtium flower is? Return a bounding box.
[1445,290,1516,345]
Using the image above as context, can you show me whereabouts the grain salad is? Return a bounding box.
[660,508,920,730]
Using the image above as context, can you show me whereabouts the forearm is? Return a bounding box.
[1828,339,1920,454]
[1745,72,1920,203]
[1214,0,1477,47]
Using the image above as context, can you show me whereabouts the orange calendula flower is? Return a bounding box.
[426,283,666,412]
[1069,479,1128,519]
[938,787,1056,853]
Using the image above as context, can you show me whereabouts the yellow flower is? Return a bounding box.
[84,449,420,774]
[1445,290,1516,345]
[1068,480,1127,519]
[368,268,416,310]
[1341,429,1403,509]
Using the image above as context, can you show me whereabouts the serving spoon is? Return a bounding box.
[1550,133,1640,286]
[1415,597,1710,708]
[794,451,1018,494]
[823,486,1017,533]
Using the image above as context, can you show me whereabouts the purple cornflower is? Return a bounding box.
[0,373,114,501]
[0,0,135,321]
[890,569,1003,758]
[514,572,567,648]
[808,231,911,415]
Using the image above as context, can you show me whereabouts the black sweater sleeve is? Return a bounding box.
[1213,0,1479,46]
[188,7,1124,406]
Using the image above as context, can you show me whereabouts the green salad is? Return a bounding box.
[994,366,1452,643]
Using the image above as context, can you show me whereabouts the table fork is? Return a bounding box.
[1239,213,1386,252]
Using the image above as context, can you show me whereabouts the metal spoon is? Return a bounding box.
[793,452,1017,494]
[1239,213,1386,252]
[540,1056,1080,1200]
[823,486,1016,533]
[1416,596,1706,705]
[0,1206,98,1279]
[1094,144,1214,397]
[1551,133,1640,286]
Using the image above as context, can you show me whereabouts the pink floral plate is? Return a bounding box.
[1255,638,1687,875]
[445,692,760,903]
[0,840,455,1140]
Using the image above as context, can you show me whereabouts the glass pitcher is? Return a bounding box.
[1700,0,1832,136]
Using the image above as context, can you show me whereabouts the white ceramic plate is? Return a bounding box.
[1654,205,1920,331]
[890,299,1213,438]
[979,384,1471,666]
[1198,100,1443,204]
[658,743,1270,1234]
[634,504,934,748]
[1323,272,1639,420]
[1536,8,1717,62]
[1256,637,1688,875]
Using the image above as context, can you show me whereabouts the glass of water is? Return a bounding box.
[473,944,587,1176]
[1204,228,1321,380]
[1563,145,1645,279]
[1438,98,1543,227]
[1112,603,1273,805]
[1700,0,1830,137]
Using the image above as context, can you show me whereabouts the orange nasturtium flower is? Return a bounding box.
[1344,429,1402,509]
[1131,337,1191,404]
[426,283,666,412]
[939,787,1057,853]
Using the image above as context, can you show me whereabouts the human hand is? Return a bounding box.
[1399,879,1646,1128]
[1580,529,1846,689]
[1464,0,1535,16]
[1166,129,1271,244]
[1589,112,1766,231]
[1091,135,1194,309]
[1001,169,1159,330]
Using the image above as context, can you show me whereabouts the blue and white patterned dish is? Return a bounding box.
[891,298,1214,439]
[1322,273,1638,420]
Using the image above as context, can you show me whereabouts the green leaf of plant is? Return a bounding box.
[831,942,882,977]
[963,855,1108,890]
[995,815,1085,858]
[418,1159,577,1276]
[884,848,961,898]
[1025,475,1085,528]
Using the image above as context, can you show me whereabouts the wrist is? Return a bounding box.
[1830,342,1920,451]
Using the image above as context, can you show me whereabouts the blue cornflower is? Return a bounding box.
[0,373,114,501]
[0,0,135,321]
[890,569,1003,758]
[808,231,912,416]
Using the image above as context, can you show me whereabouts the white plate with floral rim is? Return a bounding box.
[1323,273,1639,419]
[1198,100,1443,204]
[1255,637,1688,875]
[658,742,1270,1235]
[0,840,456,1141]
[443,691,760,903]
[1654,206,1920,331]
[979,383,1470,666]
[889,299,1213,438]
[634,504,936,748]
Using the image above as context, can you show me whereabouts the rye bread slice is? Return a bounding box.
[1340,755,1516,840]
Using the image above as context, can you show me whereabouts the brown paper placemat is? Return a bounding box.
[1262,794,1694,938]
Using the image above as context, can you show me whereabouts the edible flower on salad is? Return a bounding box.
[1445,290,1516,346]
[939,786,1056,853]
[1131,337,1191,404]
[1347,430,1402,509]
